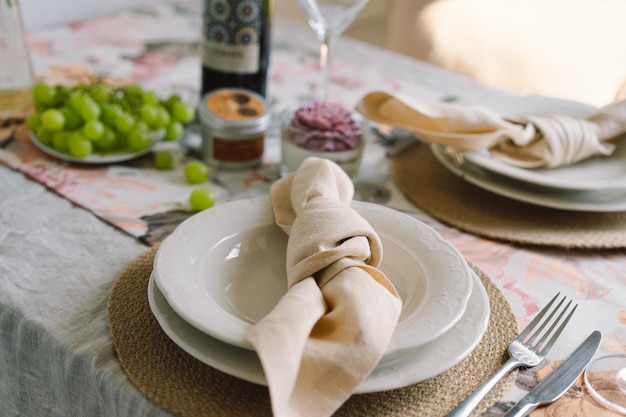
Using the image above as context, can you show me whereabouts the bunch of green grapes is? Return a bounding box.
[26,82,196,158]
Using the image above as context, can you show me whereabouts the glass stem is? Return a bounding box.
[319,35,334,103]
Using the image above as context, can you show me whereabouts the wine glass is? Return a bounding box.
[296,0,369,102]
[584,353,626,414]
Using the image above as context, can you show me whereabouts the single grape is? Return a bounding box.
[68,91,86,114]
[152,106,171,129]
[60,106,82,129]
[164,95,181,110]
[82,119,105,140]
[189,187,216,211]
[164,121,184,141]
[154,150,173,169]
[122,85,143,107]
[115,112,136,133]
[134,120,149,132]
[139,104,159,127]
[142,90,159,105]
[32,83,56,107]
[171,101,195,123]
[115,133,129,150]
[40,108,65,131]
[184,161,210,184]
[90,84,110,104]
[93,127,118,151]
[67,131,93,158]
[102,103,124,126]
[35,126,55,146]
[77,97,101,121]
[52,131,69,152]
[53,85,69,106]
[128,127,151,152]
[26,112,40,131]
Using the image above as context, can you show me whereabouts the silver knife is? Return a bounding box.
[503,330,601,417]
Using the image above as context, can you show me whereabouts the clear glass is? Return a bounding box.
[584,354,626,414]
[0,0,35,113]
[295,0,368,102]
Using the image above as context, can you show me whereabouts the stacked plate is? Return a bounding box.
[429,97,626,212]
[149,196,490,393]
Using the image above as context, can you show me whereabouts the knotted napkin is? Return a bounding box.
[246,157,402,417]
[356,91,626,168]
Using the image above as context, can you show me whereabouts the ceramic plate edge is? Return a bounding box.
[152,197,273,349]
[461,97,626,191]
[29,129,163,164]
[147,271,490,393]
[359,271,489,391]
[463,145,626,191]
[153,196,474,354]
[431,144,626,212]
[352,200,474,352]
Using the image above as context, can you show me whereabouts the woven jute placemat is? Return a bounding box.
[107,247,518,417]
[390,145,626,249]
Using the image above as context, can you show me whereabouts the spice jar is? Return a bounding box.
[198,87,270,170]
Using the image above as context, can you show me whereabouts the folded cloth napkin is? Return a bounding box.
[246,157,402,417]
[356,91,626,168]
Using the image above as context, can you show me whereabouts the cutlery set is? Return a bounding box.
[448,293,601,417]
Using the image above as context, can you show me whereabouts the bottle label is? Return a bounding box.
[202,0,261,74]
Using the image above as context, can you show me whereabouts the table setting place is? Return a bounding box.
[1,0,626,417]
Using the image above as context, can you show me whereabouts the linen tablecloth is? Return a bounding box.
[1,1,625,416]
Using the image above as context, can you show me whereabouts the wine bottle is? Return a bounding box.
[200,0,273,98]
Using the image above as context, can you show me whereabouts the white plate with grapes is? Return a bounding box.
[28,82,195,164]
[30,129,164,164]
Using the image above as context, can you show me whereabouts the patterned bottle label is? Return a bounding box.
[202,0,261,73]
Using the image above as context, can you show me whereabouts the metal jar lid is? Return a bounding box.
[198,87,271,138]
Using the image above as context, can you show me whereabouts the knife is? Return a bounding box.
[503,330,601,417]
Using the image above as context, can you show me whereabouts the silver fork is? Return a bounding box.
[447,292,577,417]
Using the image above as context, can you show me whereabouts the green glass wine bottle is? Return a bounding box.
[200,0,273,98]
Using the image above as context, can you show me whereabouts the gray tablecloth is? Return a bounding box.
[0,163,170,417]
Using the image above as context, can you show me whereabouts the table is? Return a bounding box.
[1,1,624,416]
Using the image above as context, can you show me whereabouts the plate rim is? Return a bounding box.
[152,195,474,355]
[463,137,626,191]
[147,270,490,393]
[432,144,626,212]
[462,98,626,191]
[29,129,162,164]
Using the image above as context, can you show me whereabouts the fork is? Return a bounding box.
[447,292,577,417]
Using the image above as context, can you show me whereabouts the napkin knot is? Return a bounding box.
[356,91,626,168]
[247,157,401,417]
[496,114,615,168]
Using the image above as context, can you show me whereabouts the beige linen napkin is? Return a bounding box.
[246,157,402,417]
[356,91,626,168]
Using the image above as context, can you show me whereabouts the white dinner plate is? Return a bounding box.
[30,129,164,164]
[148,270,490,393]
[464,135,626,192]
[153,196,474,356]
[432,144,626,212]
[461,98,626,191]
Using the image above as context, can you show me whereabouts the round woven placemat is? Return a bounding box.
[108,247,518,417]
[390,145,626,249]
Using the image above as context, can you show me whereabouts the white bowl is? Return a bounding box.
[153,196,473,356]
